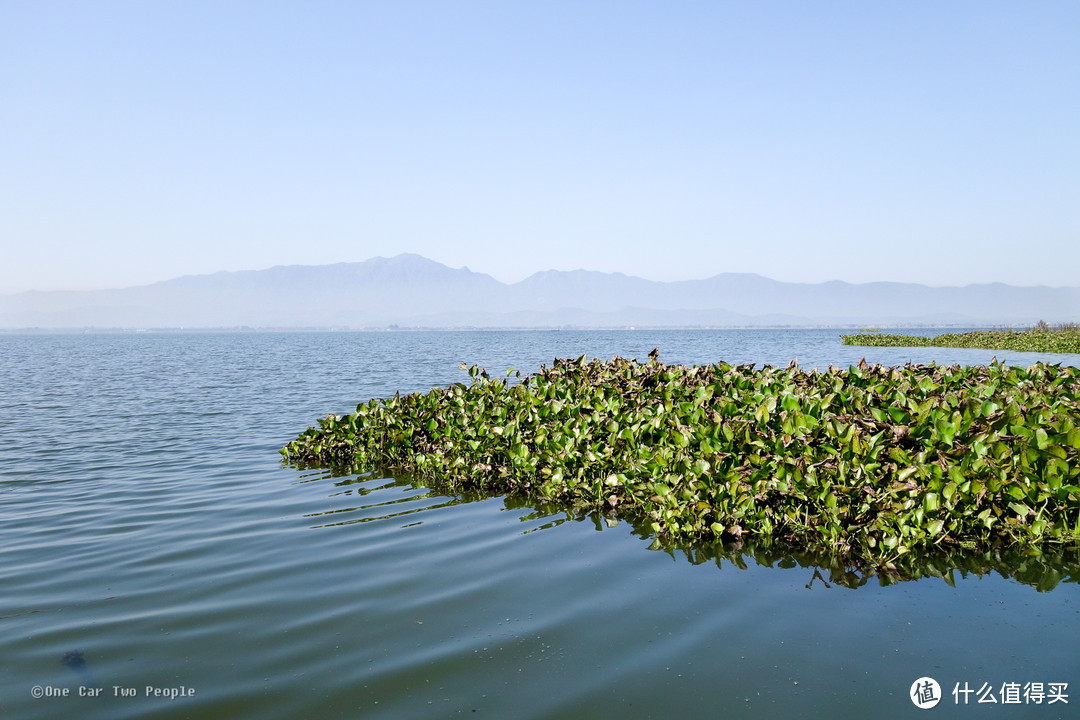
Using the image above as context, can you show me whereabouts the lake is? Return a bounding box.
[2,329,1077,719]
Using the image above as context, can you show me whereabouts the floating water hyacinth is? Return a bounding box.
[842,327,1080,354]
[283,352,1080,570]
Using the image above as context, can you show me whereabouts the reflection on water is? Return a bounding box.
[296,471,484,528]
[297,465,1080,594]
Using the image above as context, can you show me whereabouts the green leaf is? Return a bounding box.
[1009,502,1030,517]
[1066,428,1080,449]
[1034,428,1049,450]
[923,493,940,512]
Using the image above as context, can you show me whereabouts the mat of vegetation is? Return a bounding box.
[842,326,1080,354]
[283,352,1080,569]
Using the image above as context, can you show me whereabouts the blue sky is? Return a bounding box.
[2,1,1078,293]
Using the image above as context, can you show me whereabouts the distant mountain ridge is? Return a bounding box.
[1,253,1077,329]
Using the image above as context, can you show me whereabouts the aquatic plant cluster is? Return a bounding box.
[842,328,1080,354]
[283,353,1080,568]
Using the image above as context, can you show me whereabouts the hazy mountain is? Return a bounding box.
[1,253,1078,329]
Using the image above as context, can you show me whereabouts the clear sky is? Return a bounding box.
[2,1,1078,293]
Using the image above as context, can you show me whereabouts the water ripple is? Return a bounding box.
[2,330,1078,720]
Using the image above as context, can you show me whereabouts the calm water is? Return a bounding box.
[2,329,1078,719]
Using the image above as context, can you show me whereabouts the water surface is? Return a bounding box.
[2,330,1077,719]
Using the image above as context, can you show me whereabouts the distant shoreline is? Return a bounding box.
[3,254,1077,331]
[1,324,999,335]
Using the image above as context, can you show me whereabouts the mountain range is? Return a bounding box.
[2,253,1078,329]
